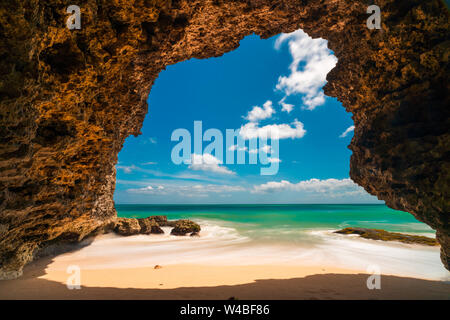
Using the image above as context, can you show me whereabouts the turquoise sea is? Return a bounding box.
[55,204,447,281]
[116,204,435,242]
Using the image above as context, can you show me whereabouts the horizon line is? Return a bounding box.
[114,203,385,206]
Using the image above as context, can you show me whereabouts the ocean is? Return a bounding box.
[116,203,435,239]
[49,204,449,281]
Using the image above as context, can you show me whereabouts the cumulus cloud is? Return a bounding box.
[275,29,337,110]
[189,153,234,175]
[280,101,294,113]
[127,185,166,194]
[339,125,355,138]
[252,178,364,196]
[239,119,306,140]
[245,100,275,122]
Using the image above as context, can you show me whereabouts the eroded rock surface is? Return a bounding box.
[170,219,201,236]
[113,216,192,236]
[0,1,448,279]
[335,227,439,246]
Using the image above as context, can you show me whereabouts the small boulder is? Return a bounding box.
[190,231,200,237]
[138,217,164,234]
[150,216,168,225]
[114,218,141,236]
[170,219,201,236]
[148,215,177,227]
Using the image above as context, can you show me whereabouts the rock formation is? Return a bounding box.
[113,216,197,236]
[0,1,448,279]
[170,219,201,236]
[334,227,439,246]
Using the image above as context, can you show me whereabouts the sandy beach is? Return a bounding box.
[0,255,449,299]
[1,220,449,300]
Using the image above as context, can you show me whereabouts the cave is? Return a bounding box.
[0,0,448,280]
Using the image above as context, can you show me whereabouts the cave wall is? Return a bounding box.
[0,0,448,279]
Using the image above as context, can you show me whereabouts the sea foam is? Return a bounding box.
[48,220,449,281]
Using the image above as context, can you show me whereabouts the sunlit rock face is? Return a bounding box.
[0,0,448,279]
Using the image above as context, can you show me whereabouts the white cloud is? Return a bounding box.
[252,178,364,195]
[339,125,355,138]
[255,145,272,153]
[142,161,157,165]
[239,119,306,140]
[117,165,137,173]
[189,153,234,175]
[127,185,166,194]
[275,29,337,110]
[268,157,281,163]
[228,145,248,152]
[278,97,294,113]
[127,183,244,196]
[261,145,272,153]
[245,100,275,122]
[242,145,273,154]
[280,101,294,113]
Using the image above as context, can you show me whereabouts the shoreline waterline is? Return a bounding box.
[43,220,448,282]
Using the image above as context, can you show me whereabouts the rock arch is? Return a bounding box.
[0,0,448,279]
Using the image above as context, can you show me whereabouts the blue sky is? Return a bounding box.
[114,30,382,204]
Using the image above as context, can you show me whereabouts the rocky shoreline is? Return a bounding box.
[334,228,438,246]
[113,216,201,237]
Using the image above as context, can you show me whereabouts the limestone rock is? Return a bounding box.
[334,228,439,246]
[114,217,165,236]
[114,218,142,236]
[150,216,169,226]
[138,217,164,234]
[171,220,201,236]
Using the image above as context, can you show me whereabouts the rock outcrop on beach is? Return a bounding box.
[170,220,201,236]
[113,216,198,236]
[0,1,448,279]
[334,228,439,246]
[137,217,164,235]
[114,218,142,236]
[114,217,164,236]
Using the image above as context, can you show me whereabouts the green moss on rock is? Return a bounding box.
[334,227,438,246]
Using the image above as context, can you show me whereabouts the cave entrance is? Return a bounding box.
[108,30,444,280]
[114,30,367,205]
[1,0,447,286]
